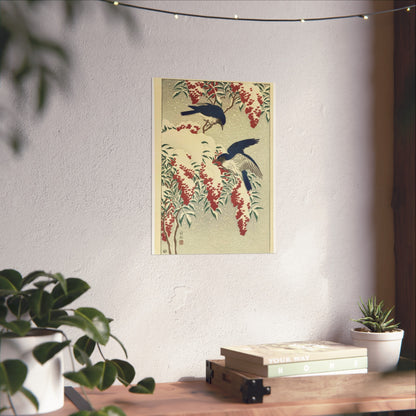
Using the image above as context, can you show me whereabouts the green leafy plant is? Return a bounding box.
[0,269,155,416]
[0,0,134,154]
[353,296,400,333]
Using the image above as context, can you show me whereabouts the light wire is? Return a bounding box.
[100,1,415,23]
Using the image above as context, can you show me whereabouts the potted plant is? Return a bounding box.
[351,296,404,372]
[0,269,155,416]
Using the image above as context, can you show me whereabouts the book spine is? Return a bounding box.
[267,356,368,377]
[225,356,368,377]
[285,368,368,377]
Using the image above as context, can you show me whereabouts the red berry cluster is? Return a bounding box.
[200,162,222,211]
[230,82,243,93]
[161,205,175,241]
[256,93,264,105]
[245,105,262,128]
[231,179,250,236]
[171,158,196,206]
[231,83,263,128]
[176,123,200,134]
[186,81,205,104]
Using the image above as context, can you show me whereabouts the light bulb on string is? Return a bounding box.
[100,1,416,23]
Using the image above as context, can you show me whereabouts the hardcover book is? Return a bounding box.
[224,355,368,377]
[220,341,367,366]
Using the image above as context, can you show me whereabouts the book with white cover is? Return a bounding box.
[221,340,367,366]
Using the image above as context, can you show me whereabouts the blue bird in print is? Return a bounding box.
[181,103,226,129]
[216,138,262,191]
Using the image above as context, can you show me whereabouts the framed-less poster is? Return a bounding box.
[153,78,273,255]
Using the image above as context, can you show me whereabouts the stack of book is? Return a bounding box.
[220,341,368,378]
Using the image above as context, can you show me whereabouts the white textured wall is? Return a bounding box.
[0,1,394,382]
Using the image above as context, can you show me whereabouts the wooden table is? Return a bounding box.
[49,370,415,416]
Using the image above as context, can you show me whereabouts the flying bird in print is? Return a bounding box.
[216,138,263,191]
[181,103,226,129]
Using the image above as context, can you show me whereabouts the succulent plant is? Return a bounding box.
[353,296,400,333]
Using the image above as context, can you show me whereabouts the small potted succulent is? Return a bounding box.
[0,269,155,416]
[351,296,404,372]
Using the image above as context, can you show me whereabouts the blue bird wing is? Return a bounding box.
[180,105,204,116]
[227,138,259,157]
[180,104,226,125]
[181,110,197,115]
[198,104,226,124]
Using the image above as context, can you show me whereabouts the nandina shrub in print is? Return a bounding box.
[160,127,263,254]
[173,79,270,132]
[159,79,269,254]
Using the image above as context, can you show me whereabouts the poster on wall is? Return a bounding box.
[153,78,273,255]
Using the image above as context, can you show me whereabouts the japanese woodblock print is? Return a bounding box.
[153,78,273,255]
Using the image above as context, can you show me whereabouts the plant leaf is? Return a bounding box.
[110,359,135,386]
[22,270,67,291]
[94,361,117,391]
[0,270,22,291]
[0,303,7,321]
[98,406,127,416]
[74,335,96,365]
[0,319,31,336]
[22,270,51,287]
[64,366,102,389]
[25,272,68,294]
[55,308,109,345]
[47,309,69,328]
[0,276,19,296]
[51,278,90,308]
[12,56,33,86]
[37,66,48,112]
[74,308,110,345]
[33,340,70,364]
[69,406,127,416]
[128,377,155,394]
[28,272,68,294]
[19,386,39,411]
[7,295,30,318]
[0,359,27,395]
[29,290,53,326]
[109,334,128,359]
[29,289,53,316]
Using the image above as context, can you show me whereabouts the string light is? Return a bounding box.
[174,14,179,20]
[100,0,415,23]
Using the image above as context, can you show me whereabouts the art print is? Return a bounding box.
[153,78,273,254]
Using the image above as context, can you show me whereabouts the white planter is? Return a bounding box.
[0,329,64,415]
[351,328,404,372]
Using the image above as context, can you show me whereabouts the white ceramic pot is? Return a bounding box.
[0,329,64,415]
[351,328,404,372]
